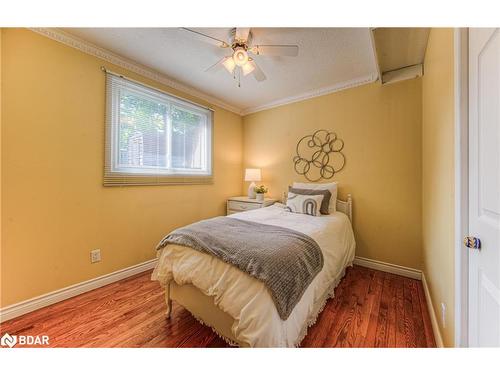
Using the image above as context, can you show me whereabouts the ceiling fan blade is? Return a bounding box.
[204,57,227,73]
[235,28,251,43]
[250,44,299,57]
[180,28,229,48]
[250,60,266,82]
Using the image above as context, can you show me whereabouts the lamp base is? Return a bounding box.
[248,181,256,199]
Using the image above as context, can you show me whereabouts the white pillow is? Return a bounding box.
[292,182,338,213]
[285,192,324,216]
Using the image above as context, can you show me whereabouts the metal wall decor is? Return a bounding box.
[293,129,345,182]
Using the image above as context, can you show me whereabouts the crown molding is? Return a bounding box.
[29,28,378,117]
[241,73,378,115]
[29,28,243,115]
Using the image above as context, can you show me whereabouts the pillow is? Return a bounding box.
[288,186,331,215]
[285,192,324,216]
[292,182,338,213]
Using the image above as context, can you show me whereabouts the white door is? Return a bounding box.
[468,28,500,347]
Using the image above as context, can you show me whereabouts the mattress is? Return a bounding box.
[152,204,356,347]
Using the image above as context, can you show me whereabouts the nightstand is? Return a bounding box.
[226,196,278,215]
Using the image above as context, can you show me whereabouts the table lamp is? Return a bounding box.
[245,168,261,199]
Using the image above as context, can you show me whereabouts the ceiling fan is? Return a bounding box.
[180,28,299,86]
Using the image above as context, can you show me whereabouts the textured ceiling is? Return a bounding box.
[63,28,378,113]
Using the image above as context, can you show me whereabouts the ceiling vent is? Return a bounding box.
[371,28,430,85]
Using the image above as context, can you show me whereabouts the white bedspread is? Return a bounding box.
[151,204,356,347]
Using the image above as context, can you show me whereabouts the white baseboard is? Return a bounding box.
[0,254,446,348]
[353,256,422,280]
[421,272,445,347]
[0,259,158,323]
[353,256,445,347]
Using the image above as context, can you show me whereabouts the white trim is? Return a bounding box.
[29,28,378,117]
[368,28,382,84]
[422,272,445,347]
[354,256,445,346]
[29,28,242,115]
[1,254,444,348]
[241,74,377,115]
[0,259,158,323]
[353,256,444,346]
[454,27,469,348]
[353,256,422,280]
[381,64,423,85]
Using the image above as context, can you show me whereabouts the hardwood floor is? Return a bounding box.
[0,265,435,347]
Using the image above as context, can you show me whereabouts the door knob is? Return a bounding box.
[464,236,481,249]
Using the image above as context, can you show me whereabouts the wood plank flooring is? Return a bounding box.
[0,265,435,347]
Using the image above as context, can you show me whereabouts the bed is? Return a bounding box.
[151,194,355,347]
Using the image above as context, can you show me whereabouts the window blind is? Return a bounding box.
[104,72,213,186]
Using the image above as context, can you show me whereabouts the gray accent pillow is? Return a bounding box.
[286,192,324,216]
[288,186,331,215]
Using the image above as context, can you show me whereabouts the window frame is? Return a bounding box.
[104,72,214,186]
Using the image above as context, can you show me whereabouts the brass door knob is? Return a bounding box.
[464,236,481,249]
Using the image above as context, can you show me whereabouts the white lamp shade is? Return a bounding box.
[244,168,261,182]
[222,57,236,74]
[241,60,256,76]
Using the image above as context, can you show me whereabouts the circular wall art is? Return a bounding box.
[293,129,345,182]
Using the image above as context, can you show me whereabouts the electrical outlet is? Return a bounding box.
[90,249,101,263]
[441,302,446,328]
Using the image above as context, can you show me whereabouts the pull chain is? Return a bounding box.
[231,67,242,88]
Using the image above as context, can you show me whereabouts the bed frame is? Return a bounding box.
[163,194,353,347]
[336,194,353,222]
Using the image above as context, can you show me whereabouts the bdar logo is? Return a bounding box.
[0,333,49,347]
[1,333,17,348]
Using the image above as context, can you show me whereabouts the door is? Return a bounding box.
[468,28,500,347]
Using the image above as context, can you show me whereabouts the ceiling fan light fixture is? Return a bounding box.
[232,47,249,66]
[241,60,255,76]
[222,57,236,74]
[188,27,299,85]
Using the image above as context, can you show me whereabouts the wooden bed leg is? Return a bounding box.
[165,281,172,319]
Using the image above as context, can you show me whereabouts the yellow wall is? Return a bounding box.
[422,28,455,347]
[0,29,243,307]
[1,29,458,350]
[243,80,423,269]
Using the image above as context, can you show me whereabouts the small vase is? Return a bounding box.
[256,193,264,202]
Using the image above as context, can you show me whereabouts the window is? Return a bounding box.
[104,73,213,186]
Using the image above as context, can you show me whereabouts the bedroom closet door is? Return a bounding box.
[468,28,500,347]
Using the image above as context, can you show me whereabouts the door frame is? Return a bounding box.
[454,27,469,348]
